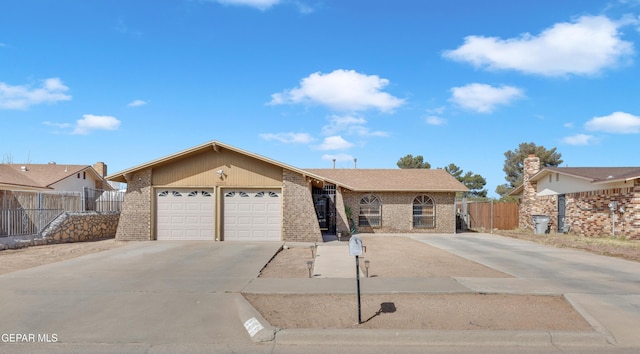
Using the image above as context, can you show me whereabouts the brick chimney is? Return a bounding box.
[519,154,540,229]
[93,162,107,178]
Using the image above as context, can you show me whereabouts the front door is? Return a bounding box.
[557,194,566,232]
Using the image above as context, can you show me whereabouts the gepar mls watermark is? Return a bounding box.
[2,333,58,343]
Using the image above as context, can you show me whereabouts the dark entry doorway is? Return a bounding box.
[558,194,566,232]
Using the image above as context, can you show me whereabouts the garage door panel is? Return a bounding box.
[224,189,281,241]
[156,189,214,241]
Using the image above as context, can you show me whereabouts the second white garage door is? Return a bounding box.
[223,189,281,241]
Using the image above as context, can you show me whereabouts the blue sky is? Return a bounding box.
[2,0,640,197]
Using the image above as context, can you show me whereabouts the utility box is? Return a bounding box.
[533,215,550,235]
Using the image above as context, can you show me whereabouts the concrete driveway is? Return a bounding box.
[0,241,282,353]
[414,233,640,348]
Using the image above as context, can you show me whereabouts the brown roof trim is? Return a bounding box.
[106,140,334,186]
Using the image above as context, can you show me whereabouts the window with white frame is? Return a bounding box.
[413,195,435,228]
[359,194,381,228]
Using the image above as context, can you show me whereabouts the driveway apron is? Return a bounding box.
[0,241,282,349]
[413,233,640,348]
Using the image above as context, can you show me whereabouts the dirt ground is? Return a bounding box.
[258,235,511,278]
[249,234,596,331]
[243,293,592,330]
[0,238,125,275]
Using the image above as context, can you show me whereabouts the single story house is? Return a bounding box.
[511,155,640,239]
[0,162,110,192]
[106,140,468,242]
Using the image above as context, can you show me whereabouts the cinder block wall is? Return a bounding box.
[282,170,322,242]
[342,191,456,234]
[115,168,152,241]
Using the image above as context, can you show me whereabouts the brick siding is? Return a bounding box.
[115,168,152,241]
[519,157,640,239]
[342,191,456,234]
[282,170,323,242]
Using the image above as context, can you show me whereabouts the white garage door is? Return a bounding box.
[223,189,281,241]
[156,189,214,240]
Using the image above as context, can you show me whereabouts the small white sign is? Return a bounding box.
[243,317,264,338]
[349,235,363,256]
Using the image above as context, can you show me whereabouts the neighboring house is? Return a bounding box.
[0,162,111,193]
[510,155,640,239]
[106,140,468,242]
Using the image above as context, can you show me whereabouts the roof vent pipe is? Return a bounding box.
[332,159,336,169]
[354,158,357,169]
[21,166,27,172]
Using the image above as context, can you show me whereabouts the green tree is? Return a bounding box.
[461,171,488,198]
[497,142,563,197]
[443,163,463,180]
[444,163,487,198]
[397,154,430,169]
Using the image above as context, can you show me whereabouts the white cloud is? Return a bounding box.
[563,122,575,128]
[443,16,634,76]
[425,116,447,125]
[259,132,314,144]
[72,114,121,135]
[321,114,388,137]
[43,121,72,129]
[450,83,524,113]
[213,0,281,10]
[426,106,446,115]
[269,69,405,112]
[0,78,71,110]
[315,136,354,151]
[562,134,596,145]
[321,153,355,163]
[585,111,640,133]
[127,99,147,107]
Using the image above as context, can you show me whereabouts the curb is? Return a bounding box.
[274,328,612,347]
[234,295,276,343]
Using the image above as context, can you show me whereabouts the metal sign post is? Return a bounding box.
[349,235,364,324]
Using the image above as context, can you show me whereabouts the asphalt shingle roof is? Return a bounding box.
[0,164,89,189]
[303,168,469,192]
[545,167,640,183]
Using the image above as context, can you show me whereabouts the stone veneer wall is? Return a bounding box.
[342,191,456,234]
[519,155,541,230]
[115,168,152,241]
[41,212,119,244]
[282,170,323,242]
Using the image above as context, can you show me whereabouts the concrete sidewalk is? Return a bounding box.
[312,243,364,278]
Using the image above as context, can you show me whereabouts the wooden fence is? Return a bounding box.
[458,201,519,231]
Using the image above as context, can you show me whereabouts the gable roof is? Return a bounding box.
[543,167,640,184]
[304,168,469,192]
[0,164,102,191]
[509,166,640,196]
[105,140,331,185]
[106,140,468,193]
